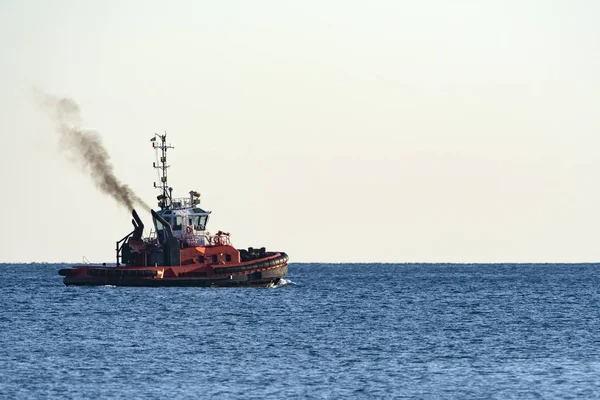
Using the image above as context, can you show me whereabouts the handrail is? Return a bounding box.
[182,233,207,247]
[211,231,231,246]
[115,230,134,267]
[181,231,231,247]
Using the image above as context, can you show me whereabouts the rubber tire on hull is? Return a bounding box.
[213,252,288,275]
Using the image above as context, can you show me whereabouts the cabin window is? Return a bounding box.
[198,255,205,263]
[225,254,231,262]
[174,216,183,231]
[211,255,217,264]
[155,217,165,231]
[192,215,208,231]
[153,214,170,245]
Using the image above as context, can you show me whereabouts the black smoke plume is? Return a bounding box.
[39,93,150,211]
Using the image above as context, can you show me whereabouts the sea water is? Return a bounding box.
[1,263,599,399]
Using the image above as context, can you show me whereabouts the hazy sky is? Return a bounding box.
[1,0,599,263]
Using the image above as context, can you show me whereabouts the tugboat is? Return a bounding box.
[59,134,289,287]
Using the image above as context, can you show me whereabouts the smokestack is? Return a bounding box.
[37,92,150,212]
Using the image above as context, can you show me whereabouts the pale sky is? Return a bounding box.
[1,0,599,263]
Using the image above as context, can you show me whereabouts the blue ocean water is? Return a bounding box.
[1,263,600,399]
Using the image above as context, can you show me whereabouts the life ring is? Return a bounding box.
[185,226,193,234]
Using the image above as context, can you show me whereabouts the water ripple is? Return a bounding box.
[1,263,600,399]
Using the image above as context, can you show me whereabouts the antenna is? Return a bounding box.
[151,132,174,210]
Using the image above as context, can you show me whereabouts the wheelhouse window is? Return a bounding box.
[174,216,183,231]
[192,215,208,230]
[155,216,166,231]
[153,214,169,244]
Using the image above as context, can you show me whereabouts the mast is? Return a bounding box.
[152,133,174,210]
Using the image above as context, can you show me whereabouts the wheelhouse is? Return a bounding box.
[155,207,211,237]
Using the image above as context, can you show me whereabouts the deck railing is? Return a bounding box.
[181,231,231,247]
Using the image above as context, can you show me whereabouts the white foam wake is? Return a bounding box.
[268,278,296,288]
